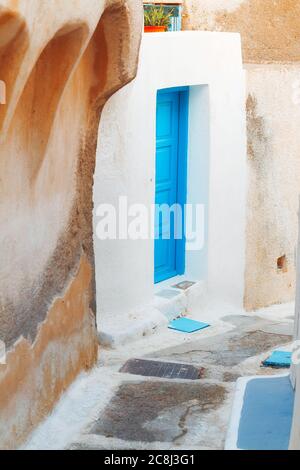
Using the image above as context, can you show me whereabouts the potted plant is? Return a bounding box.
[144,5,174,33]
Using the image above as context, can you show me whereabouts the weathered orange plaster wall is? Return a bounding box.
[183,0,300,64]
[0,255,97,449]
[0,0,142,448]
[183,0,300,310]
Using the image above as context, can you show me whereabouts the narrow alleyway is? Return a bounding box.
[23,304,294,450]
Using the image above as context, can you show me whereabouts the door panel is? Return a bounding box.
[154,88,188,284]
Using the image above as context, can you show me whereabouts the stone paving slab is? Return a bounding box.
[70,434,213,450]
[90,381,228,446]
[146,322,292,368]
[68,314,293,451]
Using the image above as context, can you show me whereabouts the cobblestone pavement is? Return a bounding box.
[67,311,293,450]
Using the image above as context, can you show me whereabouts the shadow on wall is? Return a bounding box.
[0,10,29,131]
[12,23,89,182]
[86,2,138,108]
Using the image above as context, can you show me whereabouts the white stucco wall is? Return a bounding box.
[93,31,247,330]
[290,205,300,449]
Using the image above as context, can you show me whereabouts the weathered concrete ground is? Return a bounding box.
[23,303,294,450]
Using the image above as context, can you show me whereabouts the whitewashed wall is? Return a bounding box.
[93,32,247,331]
[290,206,300,449]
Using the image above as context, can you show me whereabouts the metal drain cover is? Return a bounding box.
[173,281,195,290]
[120,358,204,380]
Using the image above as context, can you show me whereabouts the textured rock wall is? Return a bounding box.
[0,0,142,449]
[183,0,300,310]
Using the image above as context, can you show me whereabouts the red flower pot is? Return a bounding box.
[144,26,167,33]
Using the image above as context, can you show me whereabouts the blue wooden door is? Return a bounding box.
[154,87,189,284]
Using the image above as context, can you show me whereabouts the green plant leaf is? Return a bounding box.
[144,5,174,28]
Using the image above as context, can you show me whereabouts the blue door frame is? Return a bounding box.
[154,87,189,284]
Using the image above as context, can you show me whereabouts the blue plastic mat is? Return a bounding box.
[168,318,210,333]
[238,376,294,450]
[262,350,292,368]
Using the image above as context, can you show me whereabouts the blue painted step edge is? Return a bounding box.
[168,317,210,333]
[262,350,292,368]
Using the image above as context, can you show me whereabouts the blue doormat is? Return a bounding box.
[237,376,294,450]
[262,350,292,368]
[169,318,210,333]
